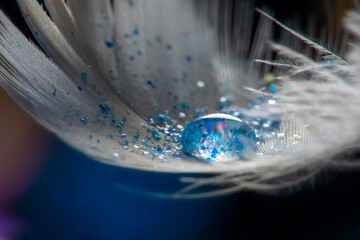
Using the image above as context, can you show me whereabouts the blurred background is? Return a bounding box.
[0,0,359,239]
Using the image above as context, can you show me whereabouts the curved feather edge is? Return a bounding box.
[176,9,360,197]
[1,2,360,197]
[0,9,238,173]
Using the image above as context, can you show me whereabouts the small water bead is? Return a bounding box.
[181,113,257,162]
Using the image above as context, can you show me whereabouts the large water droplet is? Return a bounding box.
[181,113,257,162]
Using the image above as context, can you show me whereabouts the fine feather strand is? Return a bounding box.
[0,8,235,173]
[1,1,360,197]
[256,8,347,64]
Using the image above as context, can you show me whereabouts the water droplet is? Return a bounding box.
[181,113,257,162]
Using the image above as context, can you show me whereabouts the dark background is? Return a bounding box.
[1,0,360,239]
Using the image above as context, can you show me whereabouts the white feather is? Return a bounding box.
[0,0,360,197]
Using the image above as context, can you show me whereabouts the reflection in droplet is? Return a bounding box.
[181,113,257,162]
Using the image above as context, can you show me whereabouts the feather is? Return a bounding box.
[1,0,360,197]
[0,0,275,174]
[256,8,347,63]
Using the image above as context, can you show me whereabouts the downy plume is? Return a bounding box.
[0,0,359,197]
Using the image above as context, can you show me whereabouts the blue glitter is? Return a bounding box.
[106,41,114,48]
[181,113,257,162]
[99,104,111,113]
[156,145,163,152]
[81,72,87,79]
[155,36,162,43]
[269,84,277,92]
[52,84,57,96]
[152,129,161,141]
[157,114,165,122]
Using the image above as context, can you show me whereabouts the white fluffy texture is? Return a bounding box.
[1,0,360,196]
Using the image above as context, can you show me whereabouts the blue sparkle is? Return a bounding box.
[269,84,277,92]
[156,145,163,152]
[152,129,161,141]
[99,104,111,113]
[106,41,114,48]
[52,84,57,96]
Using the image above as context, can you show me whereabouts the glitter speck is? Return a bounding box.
[268,99,276,105]
[181,113,257,162]
[269,84,277,92]
[178,112,186,119]
[197,81,205,88]
[106,41,114,48]
[185,55,192,62]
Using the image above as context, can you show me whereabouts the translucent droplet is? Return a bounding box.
[181,113,257,162]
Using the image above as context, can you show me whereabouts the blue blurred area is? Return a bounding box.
[15,140,360,240]
[15,140,242,240]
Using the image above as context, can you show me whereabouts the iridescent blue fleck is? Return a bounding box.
[181,113,257,162]
[151,129,161,141]
[105,41,114,48]
[269,84,277,92]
